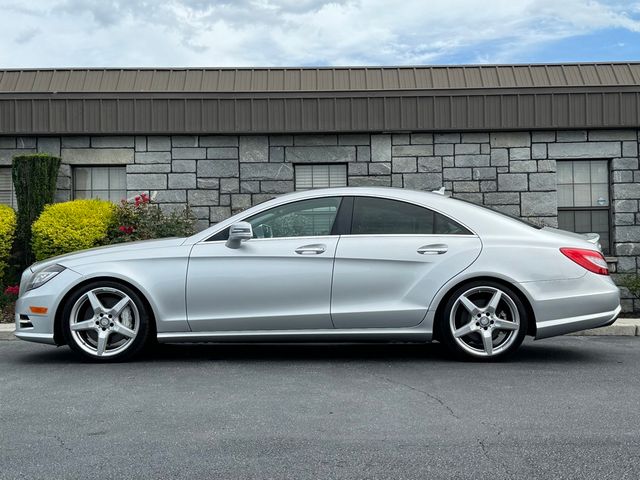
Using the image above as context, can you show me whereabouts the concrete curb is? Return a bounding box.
[1,319,639,341]
[0,323,16,341]
[569,318,640,336]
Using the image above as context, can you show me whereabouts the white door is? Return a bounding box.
[331,196,482,329]
[186,197,343,332]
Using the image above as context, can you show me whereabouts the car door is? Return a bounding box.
[331,196,482,329]
[186,196,343,332]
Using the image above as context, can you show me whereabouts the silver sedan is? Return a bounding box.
[15,187,620,361]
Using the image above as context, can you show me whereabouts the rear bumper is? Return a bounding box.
[535,305,621,339]
[519,272,621,339]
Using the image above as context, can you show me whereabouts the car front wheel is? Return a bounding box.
[61,281,151,362]
[439,281,528,361]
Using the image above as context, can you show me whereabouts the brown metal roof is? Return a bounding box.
[0,63,639,135]
[1,63,640,93]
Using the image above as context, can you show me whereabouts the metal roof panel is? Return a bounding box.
[50,70,71,91]
[0,63,638,94]
[15,71,37,91]
[184,70,204,91]
[167,70,187,91]
[31,70,53,91]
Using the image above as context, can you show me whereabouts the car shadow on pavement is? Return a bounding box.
[142,340,593,364]
[14,338,594,365]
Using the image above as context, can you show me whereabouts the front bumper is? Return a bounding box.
[14,268,82,346]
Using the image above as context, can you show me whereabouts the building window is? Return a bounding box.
[0,168,17,208]
[294,164,347,190]
[557,160,610,254]
[73,166,126,203]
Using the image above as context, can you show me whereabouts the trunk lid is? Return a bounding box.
[541,227,601,250]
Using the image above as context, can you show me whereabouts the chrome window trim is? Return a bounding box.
[338,233,478,239]
[197,191,477,244]
[198,234,340,245]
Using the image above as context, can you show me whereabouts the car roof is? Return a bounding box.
[271,186,442,202]
[186,186,536,243]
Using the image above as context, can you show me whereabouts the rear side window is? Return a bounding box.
[351,197,471,235]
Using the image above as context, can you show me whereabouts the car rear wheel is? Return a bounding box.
[439,281,528,361]
[62,281,151,362]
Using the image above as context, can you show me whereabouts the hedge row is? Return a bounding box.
[31,199,115,261]
[31,195,195,261]
[0,205,17,285]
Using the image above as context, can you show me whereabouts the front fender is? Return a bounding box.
[61,250,192,333]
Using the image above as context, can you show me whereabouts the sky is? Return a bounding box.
[0,0,639,68]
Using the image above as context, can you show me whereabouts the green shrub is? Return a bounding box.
[32,199,115,261]
[621,274,640,300]
[0,205,17,285]
[12,153,61,267]
[107,193,195,243]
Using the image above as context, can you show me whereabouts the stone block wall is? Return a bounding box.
[0,129,638,312]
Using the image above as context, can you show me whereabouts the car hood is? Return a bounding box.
[29,237,187,272]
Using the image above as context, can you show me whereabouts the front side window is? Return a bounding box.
[247,197,342,239]
[351,197,470,235]
[557,160,610,254]
[73,166,126,203]
[0,168,16,208]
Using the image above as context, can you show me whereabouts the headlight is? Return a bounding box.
[25,264,66,292]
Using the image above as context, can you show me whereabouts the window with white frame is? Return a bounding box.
[73,166,126,203]
[0,168,17,208]
[294,164,347,190]
[556,159,611,254]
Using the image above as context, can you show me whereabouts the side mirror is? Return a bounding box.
[226,222,253,249]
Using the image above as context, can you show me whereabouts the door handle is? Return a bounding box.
[417,244,448,255]
[295,244,326,255]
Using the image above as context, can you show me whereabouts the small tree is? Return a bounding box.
[12,153,61,268]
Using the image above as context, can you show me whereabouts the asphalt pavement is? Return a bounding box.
[1,337,640,480]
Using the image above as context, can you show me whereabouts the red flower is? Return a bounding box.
[134,195,141,207]
[4,285,19,296]
[118,225,126,232]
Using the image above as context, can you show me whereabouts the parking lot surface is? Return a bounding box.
[2,337,640,479]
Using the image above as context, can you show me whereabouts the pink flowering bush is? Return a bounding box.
[4,285,19,296]
[0,284,19,323]
[107,193,195,243]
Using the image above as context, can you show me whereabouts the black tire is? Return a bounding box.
[438,280,528,361]
[61,280,152,362]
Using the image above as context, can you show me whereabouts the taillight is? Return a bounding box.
[560,248,609,275]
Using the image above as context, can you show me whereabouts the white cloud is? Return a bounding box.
[0,0,638,67]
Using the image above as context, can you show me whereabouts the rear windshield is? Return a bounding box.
[456,198,542,230]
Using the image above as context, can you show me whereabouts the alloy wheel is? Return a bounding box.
[449,286,520,357]
[68,287,140,358]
